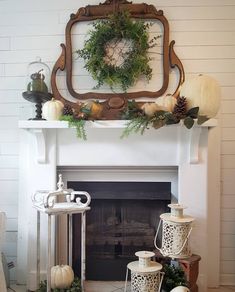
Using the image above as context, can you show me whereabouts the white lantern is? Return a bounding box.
[180,74,221,118]
[154,204,194,258]
[124,251,164,292]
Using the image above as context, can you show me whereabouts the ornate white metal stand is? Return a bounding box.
[125,251,164,292]
[32,174,91,292]
[154,204,194,258]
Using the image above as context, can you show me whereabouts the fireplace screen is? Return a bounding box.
[68,181,171,281]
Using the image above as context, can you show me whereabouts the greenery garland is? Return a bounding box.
[121,99,209,138]
[60,98,209,140]
[37,277,81,292]
[76,10,159,91]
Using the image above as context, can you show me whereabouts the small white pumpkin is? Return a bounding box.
[142,103,162,117]
[180,74,221,118]
[51,265,74,289]
[156,94,177,112]
[42,98,64,120]
[170,286,190,292]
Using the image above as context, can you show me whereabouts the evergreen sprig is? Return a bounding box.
[37,277,81,292]
[162,264,188,291]
[60,115,87,140]
[121,99,209,137]
[76,10,160,91]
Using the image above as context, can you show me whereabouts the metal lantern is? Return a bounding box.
[154,204,194,259]
[125,251,164,292]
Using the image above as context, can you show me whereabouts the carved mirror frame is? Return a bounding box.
[51,0,184,118]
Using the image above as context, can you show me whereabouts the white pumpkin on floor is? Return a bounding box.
[51,265,74,289]
[42,98,64,120]
[180,74,221,118]
[170,286,190,292]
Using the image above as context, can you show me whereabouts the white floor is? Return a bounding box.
[8,283,235,292]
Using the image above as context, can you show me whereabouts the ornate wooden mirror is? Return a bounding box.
[51,0,184,119]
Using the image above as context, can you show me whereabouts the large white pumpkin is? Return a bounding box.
[180,75,221,118]
[42,98,64,120]
[51,265,74,289]
[170,286,190,292]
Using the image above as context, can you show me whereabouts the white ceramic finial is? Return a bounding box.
[168,203,186,218]
[135,251,155,268]
[57,174,64,191]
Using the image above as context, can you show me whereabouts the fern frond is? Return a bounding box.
[121,116,149,138]
[60,115,87,140]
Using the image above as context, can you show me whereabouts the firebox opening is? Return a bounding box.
[68,181,171,281]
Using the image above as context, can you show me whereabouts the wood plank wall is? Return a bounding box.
[0,0,234,284]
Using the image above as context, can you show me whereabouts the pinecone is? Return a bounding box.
[172,96,187,120]
[62,104,73,116]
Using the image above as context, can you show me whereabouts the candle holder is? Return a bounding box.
[154,204,194,259]
[22,91,52,120]
[124,251,164,292]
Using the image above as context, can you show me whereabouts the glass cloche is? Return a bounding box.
[26,57,51,93]
[22,57,53,120]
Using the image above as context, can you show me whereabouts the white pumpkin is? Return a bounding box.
[180,74,221,118]
[142,103,162,117]
[170,286,190,292]
[156,94,177,112]
[51,265,74,289]
[42,98,64,120]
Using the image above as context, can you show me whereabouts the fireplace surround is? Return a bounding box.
[17,119,220,291]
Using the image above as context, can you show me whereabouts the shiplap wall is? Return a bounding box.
[0,0,234,285]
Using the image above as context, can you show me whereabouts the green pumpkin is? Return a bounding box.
[27,72,48,93]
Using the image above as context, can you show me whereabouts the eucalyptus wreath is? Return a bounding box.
[76,10,159,91]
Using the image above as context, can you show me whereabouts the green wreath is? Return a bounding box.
[77,11,158,91]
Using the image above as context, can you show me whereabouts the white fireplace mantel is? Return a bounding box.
[17,119,220,291]
[18,119,217,165]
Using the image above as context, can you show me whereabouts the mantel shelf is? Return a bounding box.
[18,119,217,129]
[19,119,217,165]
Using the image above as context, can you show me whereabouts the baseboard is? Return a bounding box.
[220,274,235,286]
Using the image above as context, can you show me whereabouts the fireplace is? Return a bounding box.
[68,181,171,280]
[17,120,220,291]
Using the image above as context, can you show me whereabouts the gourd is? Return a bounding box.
[156,94,177,112]
[27,70,48,93]
[180,75,221,118]
[51,265,74,289]
[170,286,190,292]
[42,98,64,120]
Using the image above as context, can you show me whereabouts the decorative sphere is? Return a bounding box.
[180,74,221,118]
[170,286,190,292]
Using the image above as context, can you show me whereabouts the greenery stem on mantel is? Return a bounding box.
[58,97,209,140]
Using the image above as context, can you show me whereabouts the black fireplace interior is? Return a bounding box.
[68,181,171,281]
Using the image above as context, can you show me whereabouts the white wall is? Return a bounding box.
[0,0,234,285]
